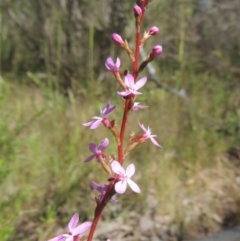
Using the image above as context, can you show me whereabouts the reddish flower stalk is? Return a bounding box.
[86,2,160,240]
[133,5,145,80]
[118,98,130,165]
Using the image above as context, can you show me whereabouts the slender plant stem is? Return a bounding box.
[87,183,115,241]
[133,9,145,80]
[133,30,141,80]
[118,98,130,165]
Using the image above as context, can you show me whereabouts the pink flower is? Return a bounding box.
[84,138,109,162]
[111,161,141,194]
[117,74,147,97]
[147,26,159,36]
[149,45,163,59]
[48,213,92,241]
[83,102,116,129]
[105,57,121,73]
[132,102,148,111]
[134,5,142,16]
[111,33,124,46]
[92,181,118,203]
[137,121,162,147]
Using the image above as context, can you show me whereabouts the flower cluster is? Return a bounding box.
[48,1,163,241]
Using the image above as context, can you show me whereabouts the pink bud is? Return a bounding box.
[102,118,111,128]
[133,5,142,16]
[147,26,159,36]
[111,33,124,46]
[150,45,163,59]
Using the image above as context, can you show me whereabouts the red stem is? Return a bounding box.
[118,98,130,165]
[133,30,140,80]
[133,8,145,80]
[87,183,115,240]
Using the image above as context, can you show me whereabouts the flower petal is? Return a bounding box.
[115,180,127,194]
[132,103,148,111]
[84,154,95,163]
[48,234,68,241]
[117,91,130,97]
[68,213,79,232]
[125,164,135,178]
[105,57,114,70]
[91,181,100,190]
[132,90,142,96]
[90,119,102,129]
[134,77,147,90]
[150,136,162,147]
[116,57,121,68]
[111,161,125,176]
[89,143,97,153]
[127,179,141,193]
[103,105,116,117]
[138,121,147,132]
[72,221,92,236]
[110,197,118,203]
[101,102,110,114]
[82,120,95,127]
[98,138,109,151]
[124,74,135,89]
[137,105,148,109]
[104,57,121,72]
[91,181,105,193]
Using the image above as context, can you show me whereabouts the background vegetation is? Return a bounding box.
[0,0,240,240]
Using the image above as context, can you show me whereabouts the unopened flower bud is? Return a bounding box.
[111,33,124,46]
[150,45,163,59]
[147,26,159,36]
[102,118,111,128]
[133,5,142,16]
